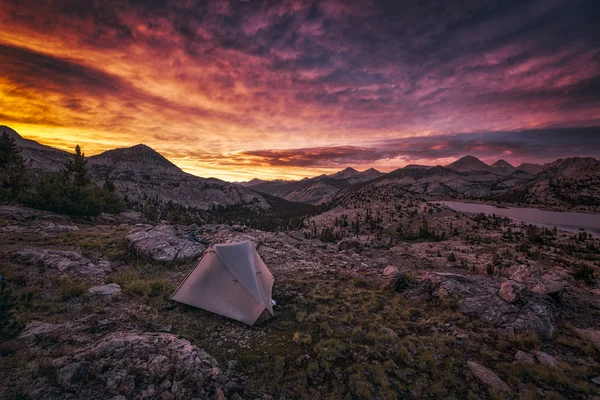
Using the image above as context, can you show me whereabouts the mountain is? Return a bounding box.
[491,159,516,175]
[358,168,384,181]
[493,157,600,208]
[539,157,599,175]
[250,167,383,204]
[88,145,270,210]
[363,164,501,198]
[446,155,493,173]
[328,167,383,183]
[1,125,70,173]
[237,178,267,187]
[5,126,269,211]
[403,164,433,170]
[328,167,359,179]
[517,163,543,175]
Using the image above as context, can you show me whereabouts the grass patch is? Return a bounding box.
[109,270,173,298]
[53,277,86,300]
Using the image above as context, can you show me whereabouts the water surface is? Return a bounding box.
[438,201,600,234]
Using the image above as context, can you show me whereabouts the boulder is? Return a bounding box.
[509,265,565,296]
[125,224,205,263]
[592,376,600,386]
[286,231,305,241]
[383,266,400,276]
[57,361,92,388]
[467,361,511,393]
[533,351,559,368]
[421,272,557,338]
[514,350,535,365]
[13,249,111,277]
[338,238,362,252]
[19,320,58,341]
[89,283,122,296]
[499,280,527,303]
[118,211,144,223]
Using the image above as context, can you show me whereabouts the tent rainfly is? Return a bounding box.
[170,240,274,325]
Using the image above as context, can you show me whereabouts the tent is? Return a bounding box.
[170,240,274,325]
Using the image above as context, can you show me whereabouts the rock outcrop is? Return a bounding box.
[0,205,79,234]
[499,279,527,303]
[533,351,559,368]
[14,249,111,278]
[513,350,535,365]
[467,361,511,393]
[125,224,205,263]
[15,329,238,399]
[421,272,557,338]
[89,283,122,296]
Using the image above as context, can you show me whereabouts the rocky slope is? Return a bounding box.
[248,167,383,205]
[5,126,270,211]
[494,157,600,209]
[88,145,269,211]
[2,125,71,173]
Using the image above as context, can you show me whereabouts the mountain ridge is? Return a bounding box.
[5,126,270,211]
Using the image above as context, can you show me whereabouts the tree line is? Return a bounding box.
[0,131,123,216]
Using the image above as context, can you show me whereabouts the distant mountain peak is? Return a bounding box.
[446,155,492,172]
[492,159,514,168]
[90,144,178,171]
[362,167,380,174]
[490,159,516,175]
[329,167,360,179]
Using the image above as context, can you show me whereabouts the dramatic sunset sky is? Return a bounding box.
[1,0,599,181]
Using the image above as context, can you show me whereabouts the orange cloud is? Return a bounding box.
[0,0,599,181]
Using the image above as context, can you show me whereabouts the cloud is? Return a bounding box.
[230,127,600,168]
[0,0,599,180]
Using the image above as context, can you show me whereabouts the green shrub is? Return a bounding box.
[0,280,25,340]
[394,273,415,291]
[447,252,457,262]
[573,265,595,285]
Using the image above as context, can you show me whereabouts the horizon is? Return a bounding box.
[5,123,596,183]
[1,0,599,181]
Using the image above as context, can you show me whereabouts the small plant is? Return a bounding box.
[573,265,595,285]
[447,252,457,262]
[54,277,86,300]
[486,264,495,275]
[292,331,312,345]
[110,271,173,297]
[0,280,25,340]
[394,273,415,291]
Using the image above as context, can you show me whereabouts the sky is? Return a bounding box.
[1,0,599,181]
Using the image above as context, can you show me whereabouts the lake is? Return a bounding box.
[438,201,600,234]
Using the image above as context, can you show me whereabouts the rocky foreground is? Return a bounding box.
[1,204,600,399]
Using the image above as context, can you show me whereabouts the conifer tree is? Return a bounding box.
[0,131,25,195]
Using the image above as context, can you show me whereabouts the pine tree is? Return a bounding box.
[0,131,26,196]
[65,145,90,186]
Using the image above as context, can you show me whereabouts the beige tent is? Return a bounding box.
[170,240,274,325]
